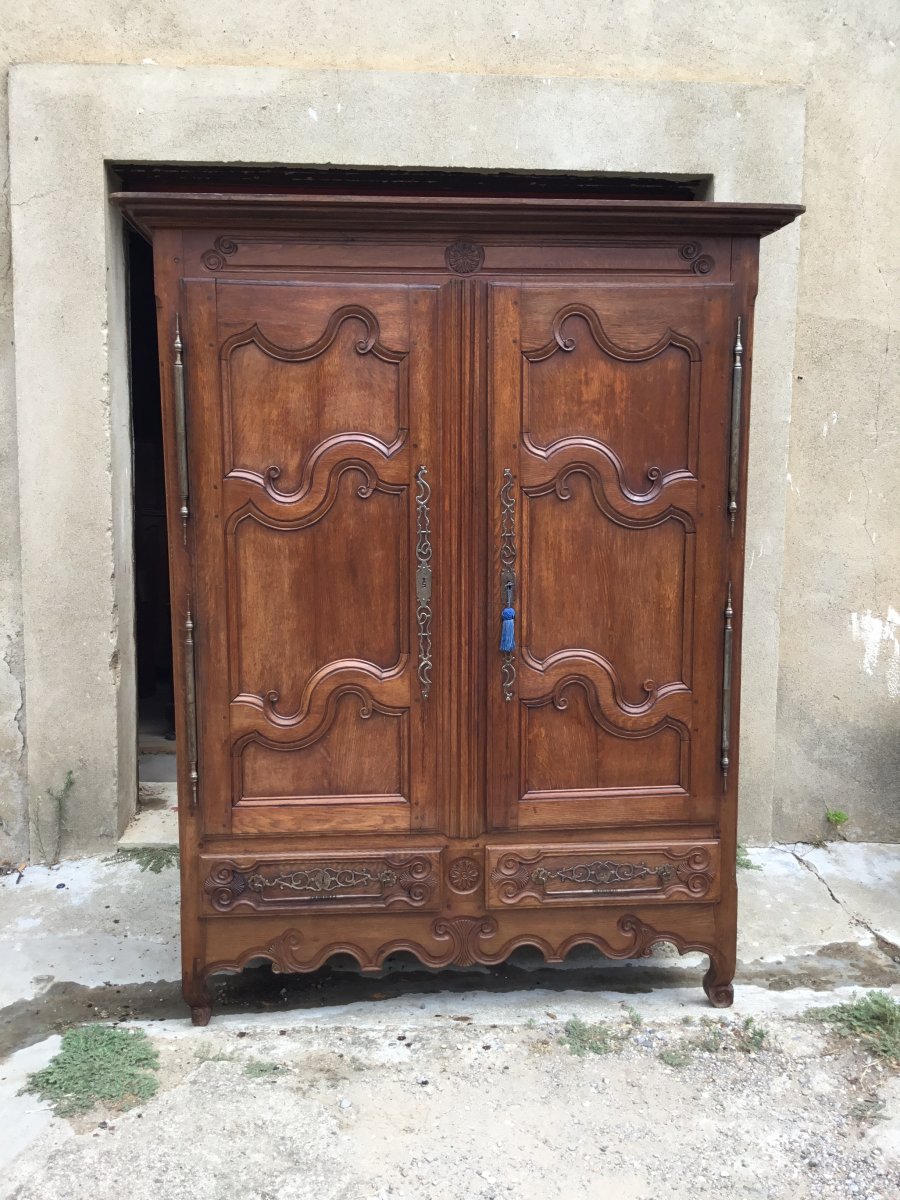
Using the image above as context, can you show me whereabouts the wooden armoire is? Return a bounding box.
[116,189,801,1023]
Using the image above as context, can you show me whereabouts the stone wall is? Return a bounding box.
[0,3,896,857]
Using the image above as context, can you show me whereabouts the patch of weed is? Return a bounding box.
[806,991,900,1065]
[561,1016,619,1057]
[244,1060,283,1077]
[31,770,75,866]
[734,1016,768,1053]
[659,1046,691,1068]
[195,1048,233,1064]
[736,843,761,870]
[692,1019,727,1053]
[623,1006,643,1027]
[527,1037,553,1057]
[24,1026,159,1116]
[105,847,179,873]
[849,1096,887,1123]
[825,809,850,829]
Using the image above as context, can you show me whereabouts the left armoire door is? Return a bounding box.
[176,278,444,839]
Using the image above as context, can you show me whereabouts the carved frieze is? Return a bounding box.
[487,844,718,907]
[202,851,441,913]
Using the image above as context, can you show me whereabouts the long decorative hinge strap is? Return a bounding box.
[727,317,744,536]
[414,465,433,699]
[173,313,190,543]
[499,468,517,702]
[720,582,734,791]
[184,607,199,810]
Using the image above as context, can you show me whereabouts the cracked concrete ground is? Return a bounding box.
[1,843,899,1199]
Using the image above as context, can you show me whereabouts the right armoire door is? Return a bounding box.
[487,282,737,835]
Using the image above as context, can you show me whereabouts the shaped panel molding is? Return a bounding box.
[522,302,702,494]
[202,849,442,914]
[226,476,407,719]
[221,305,409,495]
[487,843,719,908]
[523,677,688,796]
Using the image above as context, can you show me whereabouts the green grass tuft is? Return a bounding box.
[849,1096,887,1123]
[825,809,850,828]
[24,1026,159,1116]
[659,1046,691,1068]
[736,843,761,870]
[806,991,900,1064]
[105,847,179,873]
[658,1016,769,1068]
[561,1016,619,1057]
[244,1060,283,1077]
[692,1019,727,1053]
[734,1016,768,1053]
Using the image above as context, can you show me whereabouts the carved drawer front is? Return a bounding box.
[201,850,443,915]
[486,842,719,908]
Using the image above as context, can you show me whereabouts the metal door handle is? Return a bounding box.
[499,468,517,701]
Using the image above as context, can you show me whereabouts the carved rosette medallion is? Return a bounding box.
[445,241,485,275]
[679,241,714,275]
[202,235,239,271]
[203,854,439,912]
[448,856,482,894]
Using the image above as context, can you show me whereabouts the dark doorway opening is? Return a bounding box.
[127,228,176,784]
[114,164,710,202]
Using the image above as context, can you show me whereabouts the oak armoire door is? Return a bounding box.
[182,279,442,838]
[487,283,735,832]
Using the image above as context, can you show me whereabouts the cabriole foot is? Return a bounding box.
[190,1003,212,1027]
[703,956,735,1008]
[184,970,213,1025]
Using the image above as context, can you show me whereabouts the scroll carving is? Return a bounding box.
[678,241,715,275]
[528,304,701,364]
[432,917,498,966]
[521,660,691,727]
[488,845,715,906]
[232,671,407,741]
[202,235,239,271]
[203,852,440,913]
[529,462,696,532]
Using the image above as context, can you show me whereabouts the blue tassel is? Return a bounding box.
[500,607,515,652]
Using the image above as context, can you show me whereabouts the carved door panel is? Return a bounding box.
[487,283,735,832]
[183,279,442,838]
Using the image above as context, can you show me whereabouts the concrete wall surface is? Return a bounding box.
[0,2,896,856]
